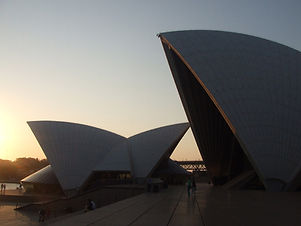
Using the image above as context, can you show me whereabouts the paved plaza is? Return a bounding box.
[48,184,301,226]
[1,184,301,225]
[0,203,38,226]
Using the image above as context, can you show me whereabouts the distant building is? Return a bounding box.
[21,121,189,195]
[159,30,301,191]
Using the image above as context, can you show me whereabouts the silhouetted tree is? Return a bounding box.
[0,159,17,180]
[0,157,49,181]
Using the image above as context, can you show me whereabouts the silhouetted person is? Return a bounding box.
[46,208,51,220]
[0,184,3,194]
[85,199,96,212]
[3,184,6,194]
[147,178,152,192]
[38,208,46,222]
[18,183,22,193]
[192,177,196,193]
[187,178,192,197]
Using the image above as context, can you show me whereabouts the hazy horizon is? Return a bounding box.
[1,0,301,161]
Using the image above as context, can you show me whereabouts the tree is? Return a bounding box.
[0,157,49,181]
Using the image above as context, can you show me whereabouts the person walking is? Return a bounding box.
[192,177,196,193]
[38,208,46,222]
[187,178,192,197]
[147,177,152,192]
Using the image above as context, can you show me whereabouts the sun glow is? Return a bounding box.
[0,125,7,159]
[0,112,13,160]
[0,121,7,154]
[0,127,3,146]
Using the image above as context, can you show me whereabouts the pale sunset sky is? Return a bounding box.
[0,0,301,160]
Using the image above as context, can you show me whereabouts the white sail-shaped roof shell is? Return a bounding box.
[94,140,131,172]
[28,121,126,191]
[155,159,190,175]
[27,121,189,192]
[94,123,189,177]
[129,123,190,178]
[160,30,301,191]
[21,165,59,185]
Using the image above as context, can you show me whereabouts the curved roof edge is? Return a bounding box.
[159,30,301,52]
[27,120,126,139]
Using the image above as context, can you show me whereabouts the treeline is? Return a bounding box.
[0,157,49,181]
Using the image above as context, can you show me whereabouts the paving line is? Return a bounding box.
[127,194,167,226]
[166,189,184,226]
[86,196,147,226]
[194,192,206,226]
[124,187,185,226]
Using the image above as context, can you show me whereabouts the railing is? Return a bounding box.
[176,161,207,172]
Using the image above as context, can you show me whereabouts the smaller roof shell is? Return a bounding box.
[28,121,126,190]
[129,123,190,178]
[21,165,60,185]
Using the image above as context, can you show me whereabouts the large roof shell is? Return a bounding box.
[160,30,301,191]
[160,31,301,191]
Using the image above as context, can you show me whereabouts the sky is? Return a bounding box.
[0,0,301,161]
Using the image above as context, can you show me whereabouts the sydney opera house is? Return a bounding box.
[22,121,189,195]
[159,30,301,191]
